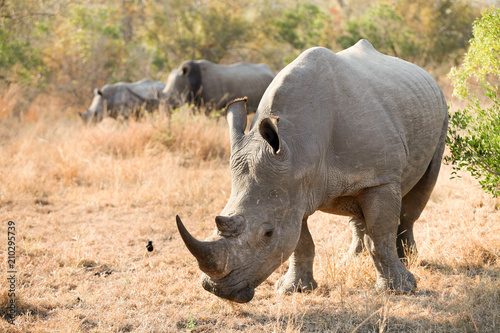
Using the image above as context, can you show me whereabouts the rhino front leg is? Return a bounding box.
[361,184,417,293]
[276,217,318,294]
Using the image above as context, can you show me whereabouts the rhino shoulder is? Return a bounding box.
[255,63,275,77]
[154,81,166,90]
[132,79,164,89]
[134,78,152,85]
[286,47,339,73]
[351,39,378,53]
[127,81,163,100]
[100,84,118,97]
[195,59,215,71]
[300,47,336,60]
[296,41,380,67]
[337,39,386,60]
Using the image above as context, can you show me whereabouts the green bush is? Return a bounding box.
[338,4,420,60]
[273,3,331,52]
[446,7,500,197]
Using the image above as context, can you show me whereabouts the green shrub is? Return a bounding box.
[446,7,500,197]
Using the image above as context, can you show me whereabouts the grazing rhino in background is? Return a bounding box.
[161,60,275,113]
[80,79,165,123]
[176,39,448,303]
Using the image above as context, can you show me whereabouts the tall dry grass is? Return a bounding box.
[0,89,499,332]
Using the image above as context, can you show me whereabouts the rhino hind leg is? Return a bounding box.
[346,216,366,261]
[276,217,318,294]
[361,183,417,294]
[398,136,445,266]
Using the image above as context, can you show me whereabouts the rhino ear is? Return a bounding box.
[181,62,190,76]
[259,116,281,154]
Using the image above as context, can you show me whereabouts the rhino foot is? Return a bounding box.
[276,272,318,294]
[375,270,417,294]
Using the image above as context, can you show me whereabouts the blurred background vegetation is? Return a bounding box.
[1,1,500,196]
[0,0,492,108]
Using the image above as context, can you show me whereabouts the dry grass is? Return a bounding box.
[0,90,499,332]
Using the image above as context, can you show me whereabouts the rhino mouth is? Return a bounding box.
[200,263,279,303]
[201,273,256,303]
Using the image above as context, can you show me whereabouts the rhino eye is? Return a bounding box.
[264,230,274,238]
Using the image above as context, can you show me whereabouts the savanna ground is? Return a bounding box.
[0,85,499,332]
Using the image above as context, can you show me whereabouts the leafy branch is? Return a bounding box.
[446,8,500,197]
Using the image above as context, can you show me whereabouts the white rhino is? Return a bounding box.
[176,40,448,303]
[81,79,165,123]
[161,60,275,113]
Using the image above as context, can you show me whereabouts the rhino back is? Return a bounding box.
[198,61,275,111]
[253,40,447,201]
[104,80,163,106]
[128,79,165,100]
[100,83,139,119]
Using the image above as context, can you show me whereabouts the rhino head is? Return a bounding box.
[161,61,201,110]
[80,88,106,123]
[177,98,309,303]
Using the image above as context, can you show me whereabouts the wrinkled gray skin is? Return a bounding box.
[161,60,275,113]
[81,79,165,123]
[176,40,448,303]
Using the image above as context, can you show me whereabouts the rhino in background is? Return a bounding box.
[161,60,275,114]
[176,40,448,303]
[80,79,165,123]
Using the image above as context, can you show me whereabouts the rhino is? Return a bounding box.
[81,79,165,123]
[161,60,275,113]
[176,40,448,303]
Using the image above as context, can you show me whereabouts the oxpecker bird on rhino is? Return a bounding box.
[176,40,448,303]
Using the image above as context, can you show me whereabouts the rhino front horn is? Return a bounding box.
[176,215,229,279]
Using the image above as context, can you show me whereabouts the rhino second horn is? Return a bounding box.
[176,215,229,279]
[226,97,248,146]
[215,215,245,237]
